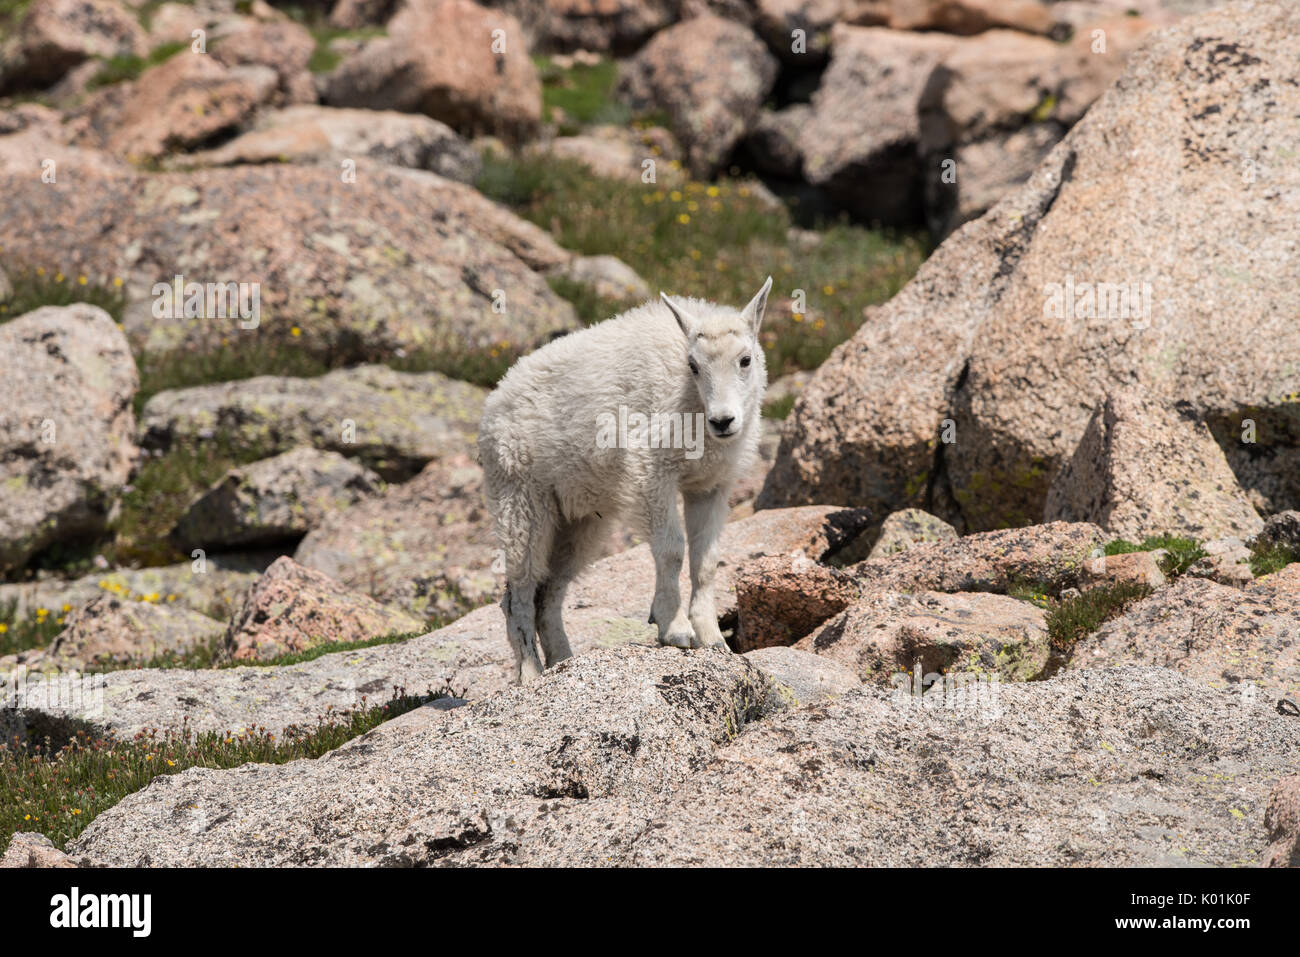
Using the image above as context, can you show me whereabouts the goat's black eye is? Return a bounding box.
[739,355,751,368]
[688,359,699,375]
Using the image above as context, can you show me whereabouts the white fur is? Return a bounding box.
[479,277,773,682]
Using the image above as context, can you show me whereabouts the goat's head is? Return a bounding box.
[661,276,772,441]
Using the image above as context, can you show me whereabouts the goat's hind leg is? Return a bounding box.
[495,488,555,684]
[536,514,608,667]
[502,581,544,683]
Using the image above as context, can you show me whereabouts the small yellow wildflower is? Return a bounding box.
[290,326,301,337]
[706,185,720,198]
[677,213,690,224]
[113,277,124,288]
[78,275,88,286]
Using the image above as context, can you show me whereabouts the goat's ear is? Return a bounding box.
[661,292,697,338]
[743,276,773,334]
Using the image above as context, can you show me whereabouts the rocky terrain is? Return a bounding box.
[2,0,1298,868]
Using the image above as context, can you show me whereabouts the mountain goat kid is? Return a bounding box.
[479,277,773,683]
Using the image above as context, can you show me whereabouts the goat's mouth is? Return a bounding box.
[709,424,739,439]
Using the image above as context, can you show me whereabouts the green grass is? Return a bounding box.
[135,339,331,416]
[1046,581,1154,657]
[1006,581,1052,608]
[1,685,449,851]
[476,152,926,378]
[0,266,127,325]
[1104,535,1207,577]
[0,0,33,25]
[87,42,188,90]
[762,393,797,420]
[135,333,520,417]
[0,601,67,659]
[303,26,385,74]
[546,274,640,326]
[1250,542,1299,578]
[388,342,523,389]
[535,55,630,134]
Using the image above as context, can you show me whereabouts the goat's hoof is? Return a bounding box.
[516,660,545,684]
[692,634,730,651]
[657,629,694,649]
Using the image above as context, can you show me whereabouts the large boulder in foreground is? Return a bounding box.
[1070,563,1300,705]
[0,160,578,363]
[618,14,778,178]
[224,557,424,662]
[626,667,1300,866]
[1045,387,1263,542]
[324,0,542,141]
[61,661,1300,866]
[139,366,485,481]
[760,0,1300,529]
[0,305,138,574]
[66,647,781,866]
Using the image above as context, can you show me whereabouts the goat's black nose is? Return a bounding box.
[709,416,735,434]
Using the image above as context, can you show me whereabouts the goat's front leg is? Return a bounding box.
[684,487,730,650]
[647,482,694,648]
